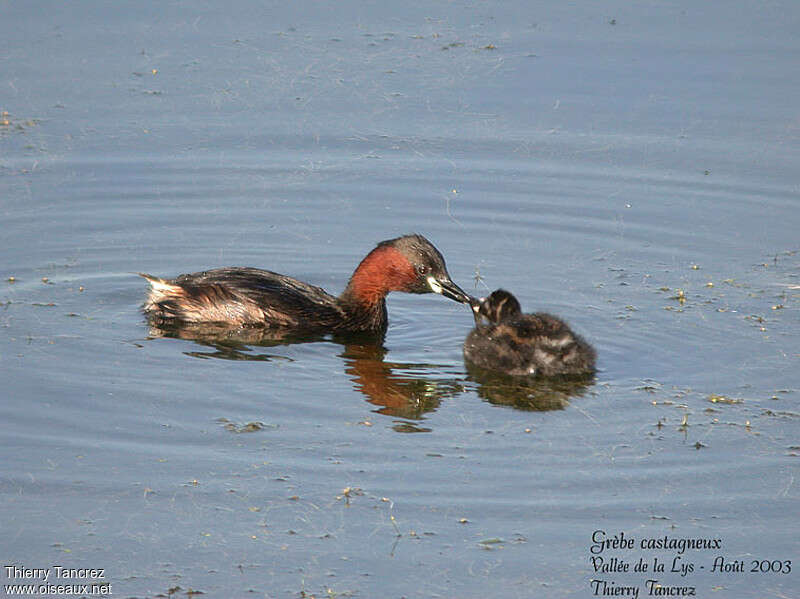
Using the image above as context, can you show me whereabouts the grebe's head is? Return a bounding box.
[345,234,470,306]
[379,234,470,303]
[470,289,522,324]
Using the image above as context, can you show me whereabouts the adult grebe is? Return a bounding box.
[141,234,470,334]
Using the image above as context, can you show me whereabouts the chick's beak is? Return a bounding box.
[426,275,471,304]
[468,296,484,324]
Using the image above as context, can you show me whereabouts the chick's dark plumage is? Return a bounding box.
[464,290,596,377]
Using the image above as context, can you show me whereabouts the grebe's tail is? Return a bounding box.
[138,272,263,324]
[138,272,186,316]
[138,272,179,294]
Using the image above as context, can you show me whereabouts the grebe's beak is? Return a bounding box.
[426,276,471,304]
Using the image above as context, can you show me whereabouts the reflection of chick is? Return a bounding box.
[464,290,596,377]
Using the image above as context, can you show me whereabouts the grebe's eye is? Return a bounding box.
[417,264,428,275]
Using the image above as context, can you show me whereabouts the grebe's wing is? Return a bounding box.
[172,267,345,328]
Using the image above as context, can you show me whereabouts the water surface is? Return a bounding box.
[1,1,798,598]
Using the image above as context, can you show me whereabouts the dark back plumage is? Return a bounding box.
[142,267,386,332]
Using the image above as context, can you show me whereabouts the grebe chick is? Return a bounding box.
[464,289,596,377]
[141,234,470,334]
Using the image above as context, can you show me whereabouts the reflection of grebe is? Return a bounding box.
[464,290,596,377]
[140,234,470,334]
[145,322,460,425]
[342,344,462,422]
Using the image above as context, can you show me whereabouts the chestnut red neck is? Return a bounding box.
[340,245,416,307]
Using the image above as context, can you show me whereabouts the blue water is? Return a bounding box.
[2,1,798,598]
